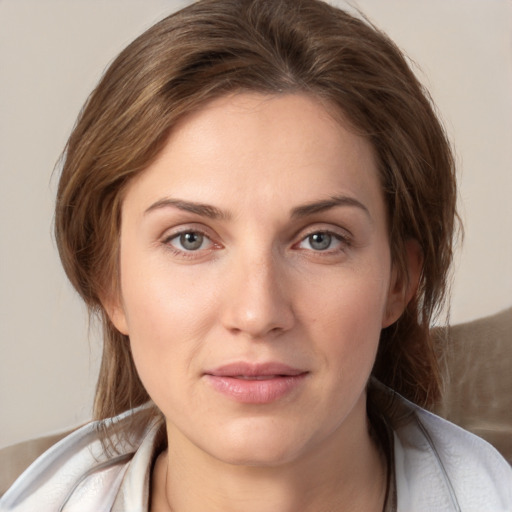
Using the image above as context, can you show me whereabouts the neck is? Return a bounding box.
[151,399,387,512]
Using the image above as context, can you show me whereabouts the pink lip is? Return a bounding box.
[204,362,308,404]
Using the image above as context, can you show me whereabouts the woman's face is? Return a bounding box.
[110,93,408,466]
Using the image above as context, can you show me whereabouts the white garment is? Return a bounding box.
[1,389,511,512]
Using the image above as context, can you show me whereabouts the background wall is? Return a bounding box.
[1,0,511,448]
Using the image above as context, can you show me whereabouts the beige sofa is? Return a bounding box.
[433,306,512,464]
[1,307,511,496]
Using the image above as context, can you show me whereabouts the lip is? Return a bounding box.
[204,362,308,404]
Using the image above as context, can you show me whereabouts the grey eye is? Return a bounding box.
[178,232,204,251]
[308,233,332,251]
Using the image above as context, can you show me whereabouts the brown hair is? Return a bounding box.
[55,0,458,425]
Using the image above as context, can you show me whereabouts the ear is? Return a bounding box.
[382,239,423,328]
[101,292,129,336]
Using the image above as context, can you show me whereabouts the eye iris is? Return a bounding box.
[309,233,331,250]
[180,232,203,250]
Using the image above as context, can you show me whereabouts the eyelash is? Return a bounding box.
[294,229,351,254]
[162,228,220,258]
[161,226,351,259]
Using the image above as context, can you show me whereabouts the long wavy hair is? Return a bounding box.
[55,0,458,429]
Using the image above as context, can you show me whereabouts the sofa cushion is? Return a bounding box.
[433,307,512,464]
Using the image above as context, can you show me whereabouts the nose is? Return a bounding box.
[220,248,295,339]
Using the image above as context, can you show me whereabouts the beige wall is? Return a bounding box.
[1,0,511,448]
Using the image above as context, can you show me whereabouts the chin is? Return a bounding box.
[204,419,314,467]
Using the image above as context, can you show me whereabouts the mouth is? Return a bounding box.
[232,375,284,380]
[206,361,306,377]
[204,362,308,404]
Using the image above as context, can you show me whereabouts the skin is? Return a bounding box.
[107,93,420,512]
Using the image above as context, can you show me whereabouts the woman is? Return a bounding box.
[1,0,511,510]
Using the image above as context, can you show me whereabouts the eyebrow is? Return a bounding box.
[144,194,370,221]
[291,195,370,219]
[144,198,230,220]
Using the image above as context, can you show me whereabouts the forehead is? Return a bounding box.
[122,92,384,222]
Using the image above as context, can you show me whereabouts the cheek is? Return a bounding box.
[300,264,389,331]
[297,265,390,371]
[121,248,213,333]
[118,251,220,390]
